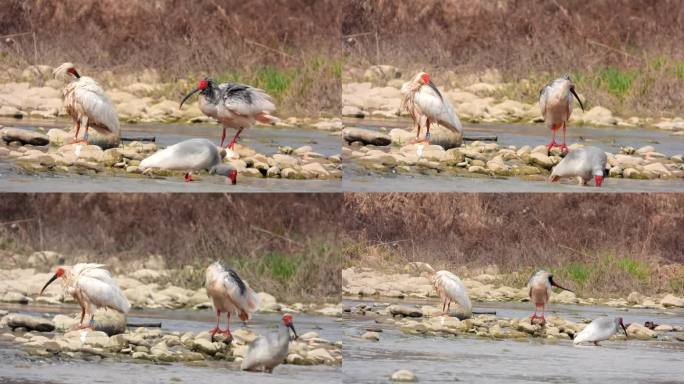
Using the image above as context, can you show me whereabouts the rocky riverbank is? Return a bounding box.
[345,301,684,344]
[342,129,684,181]
[342,265,684,310]
[343,65,684,132]
[0,311,342,367]
[0,126,342,181]
[0,252,343,316]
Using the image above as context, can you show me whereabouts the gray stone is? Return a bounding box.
[1,127,49,146]
[342,127,391,146]
[6,314,55,332]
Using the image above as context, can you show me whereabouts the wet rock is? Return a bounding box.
[626,323,657,339]
[342,105,367,118]
[312,118,344,131]
[53,314,79,332]
[364,65,401,82]
[256,292,280,312]
[1,127,49,146]
[26,251,65,270]
[529,152,554,169]
[6,314,55,332]
[391,369,418,382]
[403,262,435,275]
[192,338,219,355]
[660,294,684,308]
[627,291,644,305]
[306,348,335,364]
[342,127,391,146]
[654,324,674,332]
[361,331,380,341]
[388,305,422,318]
[583,106,618,126]
[2,292,31,304]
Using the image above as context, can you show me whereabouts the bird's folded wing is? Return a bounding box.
[221,270,260,314]
[77,276,130,313]
[74,86,120,132]
[414,89,462,133]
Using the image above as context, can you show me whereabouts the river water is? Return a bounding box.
[342,298,684,383]
[0,303,342,384]
[343,118,684,192]
[0,119,342,192]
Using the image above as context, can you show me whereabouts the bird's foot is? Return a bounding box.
[559,144,569,153]
[209,326,222,342]
[184,173,193,182]
[225,140,237,150]
[75,324,94,331]
[220,330,234,344]
[69,139,88,145]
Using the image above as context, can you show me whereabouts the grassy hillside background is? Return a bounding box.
[0,0,343,115]
[342,0,684,117]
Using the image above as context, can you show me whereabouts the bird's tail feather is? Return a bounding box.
[256,113,279,124]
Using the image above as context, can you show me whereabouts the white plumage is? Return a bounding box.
[433,270,472,316]
[550,146,608,187]
[40,263,130,329]
[53,62,120,143]
[574,317,628,345]
[241,314,298,373]
[205,261,259,341]
[401,72,462,142]
[526,270,572,324]
[539,74,584,153]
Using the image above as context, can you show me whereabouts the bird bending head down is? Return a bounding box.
[282,314,298,340]
[53,62,81,81]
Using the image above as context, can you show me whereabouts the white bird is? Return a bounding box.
[179,78,278,149]
[139,138,238,183]
[53,62,120,144]
[241,313,298,373]
[539,74,584,153]
[574,317,628,346]
[40,264,130,329]
[549,146,607,187]
[432,270,472,317]
[400,72,462,144]
[526,270,573,324]
[205,261,259,342]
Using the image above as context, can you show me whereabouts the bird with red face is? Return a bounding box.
[400,72,462,144]
[527,270,573,325]
[40,264,130,330]
[180,79,278,149]
[241,314,298,373]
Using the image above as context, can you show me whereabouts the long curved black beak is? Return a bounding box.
[288,324,298,341]
[570,87,584,111]
[426,81,443,100]
[620,321,629,339]
[549,277,573,293]
[179,87,200,109]
[40,273,59,295]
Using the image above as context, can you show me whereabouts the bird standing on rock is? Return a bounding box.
[205,261,259,342]
[573,317,629,346]
[432,270,472,317]
[39,264,130,330]
[53,62,120,144]
[241,313,298,373]
[179,78,278,149]
[527,270,573,325]
[539,74,584,153]
[400,72,462,144]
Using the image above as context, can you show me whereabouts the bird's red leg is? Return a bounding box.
[560,122,568,153]
[442,299,447,315]
[530,306,538,323]
[210,310,221,342]
[226,128,244,149]
[220,127,226,147]
[424,118,431,144]
[70,120,87,145]
[540,305,546,325]
[547,126,558,153]
[221,312,233,342]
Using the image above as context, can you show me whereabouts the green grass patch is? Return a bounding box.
[261,252,299,281]
[595,67,639,98]
[564,262,591,285]
[615,257,651,281]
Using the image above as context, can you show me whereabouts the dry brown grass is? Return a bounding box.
[342,0,684,116]
[343,193,684,296]
[0,193,343,302]
[0,0,343,115]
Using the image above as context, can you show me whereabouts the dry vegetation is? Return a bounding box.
[0,0,343,115]
[0,194,343,302]
[342,0,684,117]
[343,193,684,297]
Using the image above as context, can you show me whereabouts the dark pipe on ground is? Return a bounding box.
[463,135,498,141]
[121,136,156,142]
[127,322,162,328]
